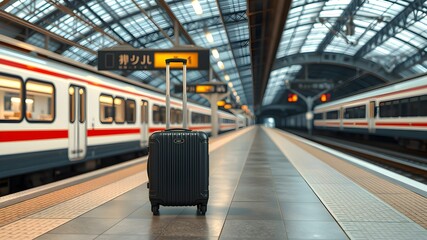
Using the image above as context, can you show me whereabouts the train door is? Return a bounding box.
[68,85,87,161]
[368,101,376,133]
[140,100,149,147]
[339,107,344,130]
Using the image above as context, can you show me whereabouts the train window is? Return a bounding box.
[100,95,113,123]
[391,100,399,117]
[0,74,23,122]
[420,95,427,116]
[25,80,55,122]
[125,99,136,123]
[400,98,409,117]
[79,88,85,123]
[159,106,166,124]
[152,104,160,124]
[379,101,391,118]
[326,110,338,119]
[408,97,419,117]
[69,87,75,123]
[314,113,323,120]
[114,97,125,123]
[176,109,182,124]
[191,112,211,123]
[170,108,177,124]
[344,105,366,119]
[221,118,235,124]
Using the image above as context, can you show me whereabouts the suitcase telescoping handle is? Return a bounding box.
[165,58,187,130]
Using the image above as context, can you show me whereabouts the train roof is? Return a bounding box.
[0,36,236,118]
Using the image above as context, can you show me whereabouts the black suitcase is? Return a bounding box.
[147,58,209,215]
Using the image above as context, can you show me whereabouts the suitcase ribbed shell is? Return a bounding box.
[148,130,209,206]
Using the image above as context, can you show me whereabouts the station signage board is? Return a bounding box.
[98,48,210,70]
[290,80,334,90]
[174,83,228,94]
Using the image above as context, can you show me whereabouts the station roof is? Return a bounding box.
[1,0,427,115]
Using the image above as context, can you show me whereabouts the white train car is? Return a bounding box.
[0,42,240,179]
[313,74,427,148]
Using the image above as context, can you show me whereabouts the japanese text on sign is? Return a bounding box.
[98,49,209,70]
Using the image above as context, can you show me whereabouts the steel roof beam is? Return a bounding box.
[217,0,250,104]
[393,48,427,74]
[248,0,291,112]
[73,0,128,44]
[54,9,246,54]
[316,0,364,53]
[32,0,85,27]
[155,0,225,83]
[0,10,96,54]
[354,0,427,59]
[0,0,13,9]
[274,52,400,81]
[46,0,124,44]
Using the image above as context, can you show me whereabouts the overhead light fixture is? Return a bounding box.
[217,61,224,70]
[212,48,219,59]
[224,74,230,81]
[27,82,53,94]
[192,0,203,15]
[0,77,21,89]
[217,100,226,107]
[205,30,214,43]
[224,103,232,110]
[228,82,233,88]
[11,97,21,103]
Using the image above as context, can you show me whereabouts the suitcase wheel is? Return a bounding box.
[151,205,159,216]
[197,204,207,215]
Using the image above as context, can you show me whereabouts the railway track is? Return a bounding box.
[286,130,427,184]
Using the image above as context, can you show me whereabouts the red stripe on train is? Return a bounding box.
[0,125,236,142]
[87,128,140,136]
[0,130,68,142]
[376,122,427,127]
[0,59,168,105]
[343,122,369,126]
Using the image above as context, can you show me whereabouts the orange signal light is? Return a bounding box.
[288,93,298,102]
[320,93,330,102]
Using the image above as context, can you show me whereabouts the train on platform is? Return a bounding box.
[284,73,427,150]
[0,40,248,183]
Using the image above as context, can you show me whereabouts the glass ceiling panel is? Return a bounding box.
[410,63,427,74]
[83,2,112,25]
[5,0,64,22]
[395,30,425,48]
[145,37,173,49]
[3,0,249,107]
[166,0,249,104]
[265,0,427,106]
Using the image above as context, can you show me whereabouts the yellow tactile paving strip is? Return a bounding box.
[277,130,427,229]
[0,163,146,228]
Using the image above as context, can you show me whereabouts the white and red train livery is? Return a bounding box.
[313,73,427,142]
[0,42,242,179]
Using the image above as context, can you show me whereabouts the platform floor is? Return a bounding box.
[1,126,426,239]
